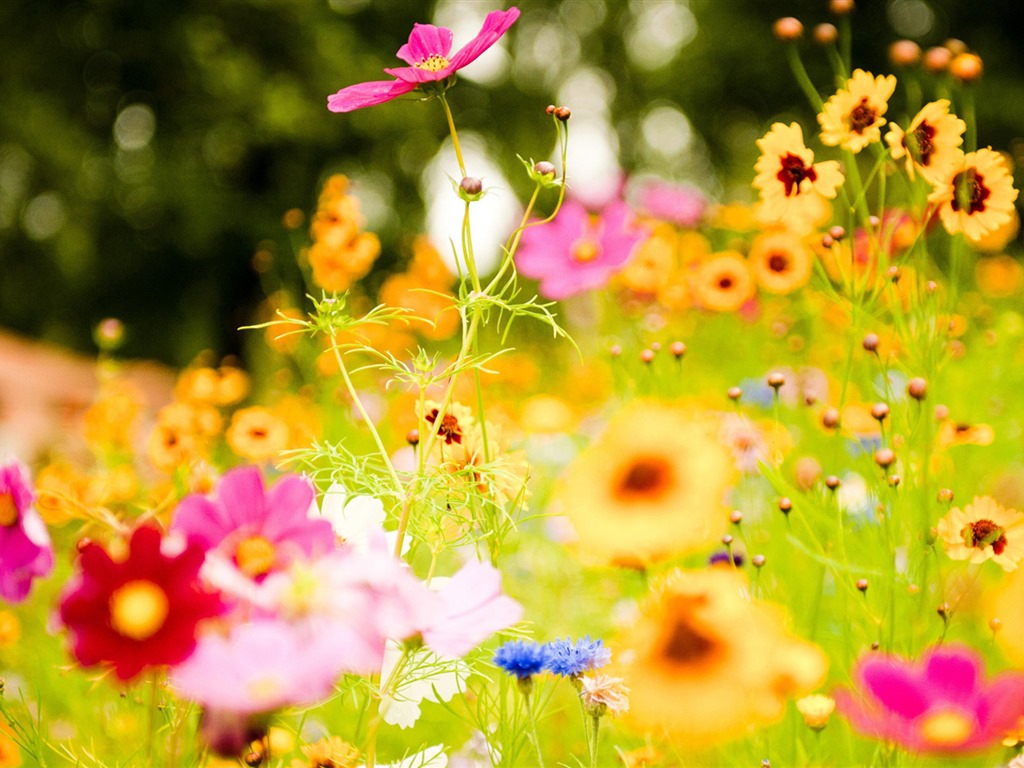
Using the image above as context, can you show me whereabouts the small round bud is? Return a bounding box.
[874,448,896,468]
[868,215,880,228]
[545,104,557,115]
[767,372,785,390]
[934,404,950,421]
[95,317,125,350]
[821,234,835,248]
[938,488,955,503]
[825,475,841,491]
[907,377,928,400]
[822,408,840,430]
[727,386,743,401]
[944,38,968,56]
[761,759,772,768]
[990,617,1003,633]
[856,578,869,592]
[639,348,655,364]
[752,554,767,568]
[778,497,793,514]
[772,17,804,41]
[870,403,889,421]
[829,0,854,14]
[924,46,953,73]
[887,266,901,283]
[804,393,817,406]
[937,602,951,620]
[459,176,483,196]
[650,341,662,352]
[554,106,571,122]
[889,40,922,67]
[925,280,938,294]
[670,341,687,358]
[722,534,734,546]
[950,52,983,83]
[813,23,838,45]
[888,474,901,487]
[533,161,556,178]
[871,641,880,651]
[609,344,622,358]
[862,333,880,353]
[828,225,846,241]
[406,429,420,445]
[730,510,744,525]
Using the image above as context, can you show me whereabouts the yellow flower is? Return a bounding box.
[936,496,1024,571]
[693,252,756,312]
[748,231,814,294]
[619,225,676,295]
[617,569,827,745]
[307,175,381,293]
[976,253,1023,298]
[754,123,844,224]
[936,420,995,449]
[819,69,897,153]
[0,611,20,646]
[796,693,836,730]
[885,100,965,183]
[967,209,1020,252]
[928,149,1019,241]
[292,735,360,768]
[226,406,291,463]
[558,403,736,565]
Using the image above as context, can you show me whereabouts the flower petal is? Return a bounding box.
[447,8,520,71]
[859,655,930,719]
[327,79,417,113]
[396,23,454,66]
[923,646,982,706]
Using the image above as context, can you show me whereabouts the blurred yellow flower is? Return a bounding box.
[558,403,736,565]
[819,69,897,152]
[748,230,814,295]
[292,735,360,767]
[308,175,381,293]
[937,420,994,449]
[975,253,1023,298]
[617,568,827,745]
[885,100,965,183]
[619,226,676,295]
[227,406,291,463]
[0,611,21,646]
[693,252,756,312]
[936,496,1024,571]
[796,693,836,730]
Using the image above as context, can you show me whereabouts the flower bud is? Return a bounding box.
[406,429,420,446]
[727,386,743,401]
[907,377,928,400]
[870,402,889,421]
[752,554,766,568]
[94,317,125,352]
[639,349,655,364]
[814,23,838,45]
[554,106,571,122]
[856,578,869,592]
[545,104,557,115]
[944,38,968,56]
[822,408,840,430]
[874,447,896,468]
[459,176,483,196]
[730,510,743,524]
[778,497,793,514]
[938,488,955,503]
[950,53,983,83]
[889,40,922,67]
[767,372,785,390]
[829,0,854,14]
[821,234,835,248]
[828,225,846,241]
[533,161,556,179]
[924,46,953,73]
[772,17,803,41]
[670,341,687,358]
[825,475,841,491]
[862,333,879,353]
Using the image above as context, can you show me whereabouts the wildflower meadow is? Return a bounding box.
[4,1,1024,767]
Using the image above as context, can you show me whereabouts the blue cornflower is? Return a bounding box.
[542,636,611,677]
[493,640,551,679]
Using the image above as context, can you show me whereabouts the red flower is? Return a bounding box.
[60,526,223,682]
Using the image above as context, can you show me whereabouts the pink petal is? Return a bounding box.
[327,79,417,113]
[172,495,232,549]
[383,65,452,85]
[977,674,1024,733]
[396,23,454,66]
[423,561,522,657]
[217,466,267,528]
[923,646,982,706]
[447,8,521,71]
[263,475,315,527]
[859,656,930,719]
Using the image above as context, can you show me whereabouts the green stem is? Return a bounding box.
[524,689,547,768]
[439,93,467,177]
[588,714,601,768]
[787,44,824,113]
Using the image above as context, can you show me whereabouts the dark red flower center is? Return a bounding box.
[849,98,878,134]
[718,275,735,290]
[961,518,1007,555]
[776,153,817,197]
[426,408,463,445]
[910,122,937,166]
[661,597,718,666]
[768,253,789,273]
[951,170,990,215]
[615,456,673,500]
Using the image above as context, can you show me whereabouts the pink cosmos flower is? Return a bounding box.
[639,181,707,228]
[170,619,345,714]
[835,645,1024,754]
[327,8,520,113]
[0,460,54,603]
[515,199,646,300]
[422,560,522,658]
[171,466,335,584]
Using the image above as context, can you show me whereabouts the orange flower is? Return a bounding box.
[928,149,1018,240]
[307,175,381,292]
[226,406,291,463]
[619,225,675,295]
[818,69,897,153]
[976,254,1023,298]
[754,123,844,224]
[693,252,756,311]
[748,231,814,294]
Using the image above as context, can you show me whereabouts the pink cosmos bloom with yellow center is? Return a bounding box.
[835,645,1024,754]
[171,466,335,585]
[515,199,647,300]
[0,460,54,603]
[327,8,520,113]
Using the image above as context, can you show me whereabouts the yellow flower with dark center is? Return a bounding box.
[616,569,827,745]
[928,149,1019,241]
[819,69,897,153]
[936,496,1024,571]
[885,100,965,183]
[754,123,844,224]
[558,403,736,565]
[748,231,814,294]
[936,420,995,449]
[693,252,756,312]
[226,406,290,463]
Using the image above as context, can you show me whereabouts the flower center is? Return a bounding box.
[426,408,463,445]
[0,493,19,527]
[660,598,718,667]
[235,535,278,578]
[571,239,601,263]
[951,169,990,215]
[108,579,170,641]
[961,518,1008,555]
[415,54,451,72]
[615,457,674,501]
[908,121,936,166]
[776,153,817,197]
[849,98,878,134]
[768,253,789,273]
[918,709,975,747]
[717,275,735,289]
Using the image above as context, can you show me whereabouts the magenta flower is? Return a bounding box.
[835,645,1024,753]
[639,180,707,228]
[170,619,346,714]
[0,460,54,603]
[171,466,335,583]
[422,560,522,658]
[515,199,646,300]
[327,8,520,113]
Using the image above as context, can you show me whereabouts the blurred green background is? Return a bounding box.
[1,0,1021,366]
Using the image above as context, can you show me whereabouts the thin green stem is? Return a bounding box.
[787,44,824,113]
[439,94,467,177]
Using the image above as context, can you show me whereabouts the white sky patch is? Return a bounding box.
[422,133,521,277]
